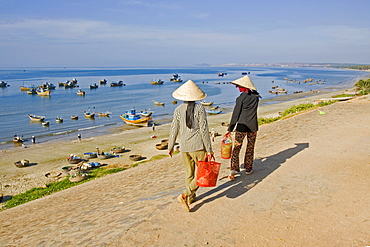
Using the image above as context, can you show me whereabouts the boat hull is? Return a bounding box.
[120,115,151,127]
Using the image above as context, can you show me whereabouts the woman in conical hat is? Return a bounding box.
[168,80,214,211]
[225,75,260,180]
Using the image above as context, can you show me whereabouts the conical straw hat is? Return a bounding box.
[172,80,207,101]
[231,75,257,91]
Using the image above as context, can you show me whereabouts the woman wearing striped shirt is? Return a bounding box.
[168,80,214,212]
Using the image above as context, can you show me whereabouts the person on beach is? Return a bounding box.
[168,80,214,212]
[77,133,81,142]
[225,75,260,180]
[31,136,35,144]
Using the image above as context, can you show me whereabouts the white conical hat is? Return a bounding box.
[231,75,257,91]
[172,80,207,101]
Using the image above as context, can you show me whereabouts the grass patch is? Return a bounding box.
[2,166,127,210]
[258,101,337,125]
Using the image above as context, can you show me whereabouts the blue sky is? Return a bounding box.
[0,0,369,67]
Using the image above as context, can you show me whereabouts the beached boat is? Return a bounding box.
[207,109,222,115]
[13,135,24,143]
[89,83,99,89]
[153,100,165,106]
[0,81,8,87]
[120,109,151,127]
[151,79,164,85]
[83,111,95,118]
[98,152,111,159]
[84,152,97,159]
[14,159,29,168]
[97,111,111,117]
[200,101,214,106]
[139,110,153,117]
[76,89,85,96]
[36,89,51,96]
[110,146,125,154]
[28,114,45,121]
[110,81,124,87]
[67,155,82,164]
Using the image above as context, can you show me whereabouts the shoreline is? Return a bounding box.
[0,85,358,199]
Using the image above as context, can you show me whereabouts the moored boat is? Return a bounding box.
[71,115,79,120]
[200,101,214,106]
[0,81,8,87]
[42,121,50,127]
[89,83,99,89]
[120,109,151,127]
[151,79,164,85]
[97,111,111,117]
[139,110,153,117]
[28,114,45,121]
[56,117,63,123]
[36,89,51,96]
[110,80,124,87]
[152,100,165,106]
[83,111,95,118]
[76,89,85,96]
[99,79,107,85]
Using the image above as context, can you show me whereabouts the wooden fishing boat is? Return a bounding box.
[83,111,95,118]
[64,79,79,88]
[13,135,24,143]
[129,155,142,161]
[36,89,51,96]
[206,109,222,115]
[120,109,151,127]
[98,152,111,159]
[0,81,8,87]
[71,115,79,120]
[84,152,98,159]
[99,79,107,85]
[27,88,37,94]
[110,81,124,87]
[76,89,85,96]
[20,85,36,91]
[14,159,29,168]
[67,156,82,164]
[200,101,214,106]
[39,82,55,90]
[42,121,50,127]
[97,111,111,117]
[56,117,63,123]
[110,146,125,154]
[89,83,99,89]
[153,100,165,106]
[151,79,164,85]
[139,110,153,117]
[28,114,45,121]
[172,100,178,104]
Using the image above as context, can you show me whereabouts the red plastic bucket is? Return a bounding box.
[196,155,221,187]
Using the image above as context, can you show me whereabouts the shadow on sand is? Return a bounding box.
[192,143,309,212]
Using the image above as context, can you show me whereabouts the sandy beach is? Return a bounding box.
[0,88,369,246]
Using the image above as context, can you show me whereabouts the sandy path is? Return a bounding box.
[0,93,368,246]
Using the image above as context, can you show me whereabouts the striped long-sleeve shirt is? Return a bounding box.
[168,103,213,153]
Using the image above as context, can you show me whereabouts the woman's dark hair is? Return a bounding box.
[185,101,196,129]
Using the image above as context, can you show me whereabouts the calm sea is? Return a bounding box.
[0,66,367,149]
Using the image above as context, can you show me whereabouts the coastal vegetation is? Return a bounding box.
[346,65,370,70]
[355,78,370,95]
[0,98,347,210]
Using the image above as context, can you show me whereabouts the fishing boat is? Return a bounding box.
[13,135,24,143]
[64,78,79,88]
[99,79,107,85]
[89,83,99,89]
[152,100,165,106]
[56,117,63,123]
[28,114,45,121]
[39,82,55,90]
[71,115,79,120]
[14,159,29,168]
[151,79,164,85]
[139,110,153,117]
[110,80,124,87]
[97,111,111,117]
[200,101,214,106]
[120,109,151,127]
[27,88,37,95]
[76,89,85,96]
[0,81,8,87]
[36,89,51,96]
[173,78,183,82]
[170,74,182,82]
[83,111,95,118]
[20,85,36,91]
[42,121,50,127]
[206,109,222,115]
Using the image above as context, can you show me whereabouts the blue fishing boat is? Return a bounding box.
[120,109,151,127]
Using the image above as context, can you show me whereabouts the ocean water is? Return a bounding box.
[0,66,367,149]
